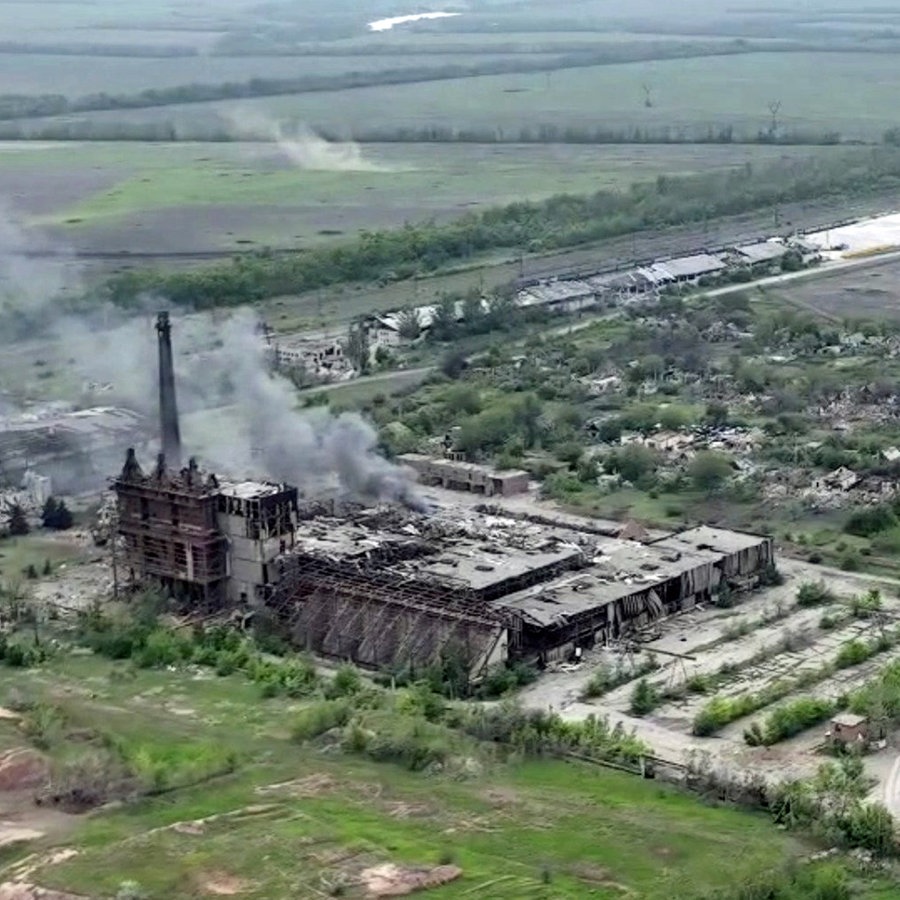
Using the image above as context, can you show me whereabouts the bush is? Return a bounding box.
[839,802,896,856]
[329,664,363,698]
[36,749,138,812]
[354,716,451,772]
[835,639,871,669]
[758,562,784,587]
[629,678,660,716]
[132,628,193,668]
[850,589,882,618]
[845,503,896,537]
[754,697,837,745]
[291,700,353,742]
[475,662,537,699]
[839,550,862,572]
[796,580,835,608]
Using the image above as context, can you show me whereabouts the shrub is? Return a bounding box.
[356,716,451,772]
[629,678,660,716]
[835,639,871,669]
[116,883,148,900]
[839,550,862,572]
[839,802,896,856]
[758,562,784,587]
[21,702,65,750]
[845,503,896,537]
[132,628,193,669]
[796,580,835,608]
[291,700,353,742]
[329,664,363,698]
[756,697,837,745]
[850,589,882,618]
[36,749,138,812]
[475,662,537,698]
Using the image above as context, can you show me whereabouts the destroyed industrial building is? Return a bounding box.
[265,508,774,676]
[0,405,145,491]
[113,312,776,679]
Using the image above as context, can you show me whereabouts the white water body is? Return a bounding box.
[368,12,461,32]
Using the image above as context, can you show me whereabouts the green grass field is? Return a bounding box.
[0,52,567,97]
[1,141,848,257]
[41,51,900,142]
[4,652,890,899]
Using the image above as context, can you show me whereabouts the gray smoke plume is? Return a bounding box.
[179,310,423,508]
[0,206,82,340]
[222,110,393,173]
[0,207,420,506]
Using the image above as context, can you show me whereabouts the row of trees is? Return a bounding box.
[104,148,900,310]
[0,42,753,123]
[3,497,72,537]
[0,119,853,146]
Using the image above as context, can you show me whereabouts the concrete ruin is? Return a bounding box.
[111,310,775,680]
[397,453,529,497]
[0,406,145,491]
[114,451,298,606]
[265,506,774,677]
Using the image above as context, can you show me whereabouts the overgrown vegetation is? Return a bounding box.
[104,148,900,309]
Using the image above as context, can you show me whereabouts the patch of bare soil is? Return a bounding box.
[359,864,462,898]
[567,863,630,892]
[0,885,88,900]
[0,708,21,722]
[256,774,336,798]
[0,828,45,850]
[199,873,252,896]
[0,750,49,792]
[5,849,78,884]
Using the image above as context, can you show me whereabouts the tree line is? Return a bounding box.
[103,147,900,311]
[0,41,786,122]
[0,119,854,146]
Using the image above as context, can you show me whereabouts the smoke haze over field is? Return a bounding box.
[0,211,420,505]
[223,110,394,172]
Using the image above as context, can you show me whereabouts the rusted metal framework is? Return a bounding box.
[266,553,505,677]
[114,451,227,605]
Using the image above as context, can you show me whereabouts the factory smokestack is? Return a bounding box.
[156,311,181,469]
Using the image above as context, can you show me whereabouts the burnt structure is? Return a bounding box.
[113,312,298,605]
[156,311,181,469]
[115,452,228,603]
[265,507,775,677]
[114,450,299,605]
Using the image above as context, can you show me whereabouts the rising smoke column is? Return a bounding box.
[0,204,419,505]
[180,310,423,507]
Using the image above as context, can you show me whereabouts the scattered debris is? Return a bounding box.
[0,885,87,900]
[360,864,462,898]
[199,873,251,896]
[255,774,336,798]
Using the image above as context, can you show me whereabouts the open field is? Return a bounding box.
[1,141,852,257]
[0,649,841,900]
[0,52,565,97]
[763,257,900,323]
[22,51,900,142]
